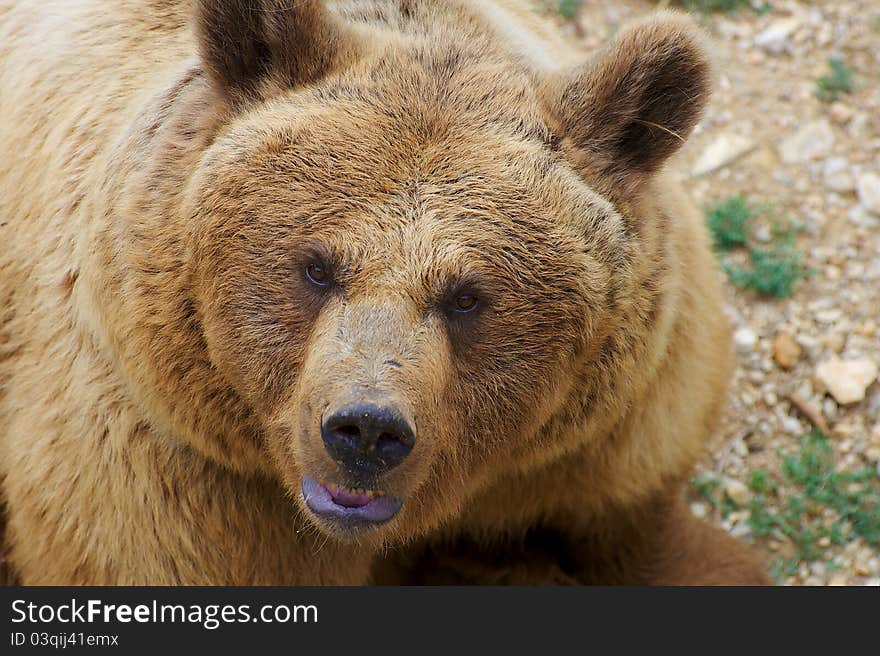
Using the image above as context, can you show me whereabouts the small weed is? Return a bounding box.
[815,57,855,102]
[724,240,809,298]
[675,0,768,14]
[557,0,583,19]
[692,475,722,509]
[693,431,880,584]
[705,197,809,298]
[706,196,755,251]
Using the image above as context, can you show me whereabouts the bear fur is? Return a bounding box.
[0,0,769,585]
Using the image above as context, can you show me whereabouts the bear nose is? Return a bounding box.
[321,402,415,477]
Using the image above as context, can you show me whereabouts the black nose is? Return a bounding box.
[321,402,415,477]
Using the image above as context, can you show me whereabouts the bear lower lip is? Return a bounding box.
[301,476,402,526]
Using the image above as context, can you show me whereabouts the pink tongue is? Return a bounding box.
[329,487,372,508]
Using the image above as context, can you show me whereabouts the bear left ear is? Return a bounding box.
[541,12,711,191]
[194,0,361,104]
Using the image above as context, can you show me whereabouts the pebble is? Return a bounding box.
[753,224,773,243]
[856,172,880,215]
[828,102,854,125]
[691,134,755,176]
[754,17,800,54]
[781,415,803,435]
[690,502,709,520]
[773,333,802,369]
[729,523,752,539]
[724,479,750,506]
[823,397,839,421]
[780,119,835,164]
[823,157,855,193]
[734,327,758,355]
[816,357,879,405]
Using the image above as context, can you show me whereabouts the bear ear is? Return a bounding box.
[541,12,711,191]
[194,0,360,103]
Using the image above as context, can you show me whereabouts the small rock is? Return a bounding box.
[780,119,835,164]
[857,321,877,338]
[823,397,839,421]
[724,479,750,506]
[828,576,848,586]
[754,17,800,54]
[734,327,758,355]
[691,134,755,176]
[823,332,846,353]
[816,357,879,405]
[848,205,880,227]
[773,333,802,369]
[856,172,880,215]
[690,501,709,520]
[781,415,803,435]
[753,224,773,243]
[823,157,855,193]
[828,102,854,125]
[729,522,752,539]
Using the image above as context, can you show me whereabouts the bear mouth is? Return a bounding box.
[301,476,402,530]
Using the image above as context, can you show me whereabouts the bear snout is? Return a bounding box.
[321,401,416,480]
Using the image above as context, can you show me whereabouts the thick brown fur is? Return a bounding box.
[0,0,768,585]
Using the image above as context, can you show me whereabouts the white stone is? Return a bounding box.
[849,205,880,227]
[780,119,835,164]
[729,522,752,539]
[724,479,750,506]
[816,357,879,405]
[754,224,773,243]
[754,18,800,54]
[691,134,755,176]
[823,157,855,193]
[690,501,709,520]
[856,172,880,215]
[734,327,758,354]
[781,416,803,435]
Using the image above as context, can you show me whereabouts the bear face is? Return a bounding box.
[133,1,710,543]
[187,69,612,541]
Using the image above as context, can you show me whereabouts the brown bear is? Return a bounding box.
[0,0,769,585]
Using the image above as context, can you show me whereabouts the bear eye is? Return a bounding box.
[305,262,330,287]
[453,293,479,313]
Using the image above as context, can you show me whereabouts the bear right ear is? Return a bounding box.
[540,12,711,196]
[194,0,360,103]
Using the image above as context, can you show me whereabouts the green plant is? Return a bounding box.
[724,240,809,298]
[706,196,755,251]
[675,0,767,14]
[815,57,855,102]
[692,474,722,509]
[705,197,809,298]
[693,431,880,584]
[557,0,583,18]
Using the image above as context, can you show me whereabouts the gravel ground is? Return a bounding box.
[539,0,880,585]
